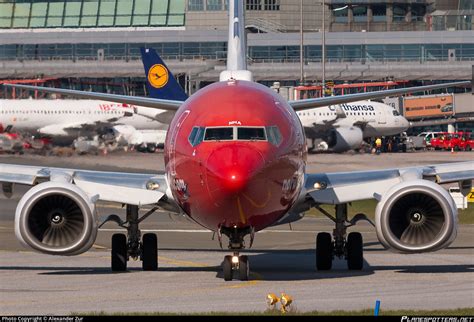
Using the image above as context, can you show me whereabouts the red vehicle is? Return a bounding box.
[429,132,449,150]
[459,132,474,151]
[443,132,473,151]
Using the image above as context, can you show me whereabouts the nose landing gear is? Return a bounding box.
[223,253,249,281]
[219,226,253,281]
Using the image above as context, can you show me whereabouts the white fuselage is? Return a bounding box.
[297,100,409,138]
[0,99,166,140]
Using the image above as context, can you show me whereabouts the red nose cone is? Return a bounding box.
[206,144,265,195]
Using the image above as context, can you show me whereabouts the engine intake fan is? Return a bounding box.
[15,181,97,255]
[375,180,457,253]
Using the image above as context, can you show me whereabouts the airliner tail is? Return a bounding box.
[140,48,188,101]
[219,0,252,81]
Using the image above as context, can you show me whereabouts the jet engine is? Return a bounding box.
[15,181,97,256]
[375,180,457,253]
[326,127,363,152]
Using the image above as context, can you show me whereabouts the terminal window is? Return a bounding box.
[188,0,204,11]
[246,0,261,11]
[206,0,222,11]
[264,0,280,11]
[0,0,185,29]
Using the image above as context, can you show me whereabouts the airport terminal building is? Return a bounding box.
[0,0,472,130]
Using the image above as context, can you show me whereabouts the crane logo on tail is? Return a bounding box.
[147,64,169,89]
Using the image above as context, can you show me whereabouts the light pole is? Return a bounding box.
[300,0,304,84]
[322,0,326,96]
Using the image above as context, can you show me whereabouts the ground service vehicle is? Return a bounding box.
[444,132,473,151]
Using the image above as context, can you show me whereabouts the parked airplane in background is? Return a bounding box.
[0,47,188,151]
[2,0,472,282]
[298,101,409,152]
[0,99,165,146]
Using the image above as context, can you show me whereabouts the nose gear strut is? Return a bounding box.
[219,226,253,281]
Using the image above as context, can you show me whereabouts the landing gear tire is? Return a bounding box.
[346,232,363,270]
[147,144,157,153]
[142,233,158,271]
[316,232,333,270]
[223,255,233,281]
[239,255,249,281]
[111,233,127,272]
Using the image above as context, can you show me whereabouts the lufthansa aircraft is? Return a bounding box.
[0,48,184,147]
[298,101,409,152]
[2,0,472,281]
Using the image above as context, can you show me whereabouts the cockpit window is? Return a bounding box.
[191,126,281,146]
[266,126,282,146]
[392,110,400,116]
[204,127,234,141]
[189,126,205,146]
[237,127,266,140]
[188,127,199,145]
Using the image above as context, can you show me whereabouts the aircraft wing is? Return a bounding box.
[38,117,134,136]
[2,84,183,111]
[297,161,474,206]
[303,119,338,138]
[289,81,470,111]
[0,163,171,206]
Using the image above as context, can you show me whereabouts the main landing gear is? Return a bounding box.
[219,226,254,281]
[100,205,159,272]
[314,204,372,271]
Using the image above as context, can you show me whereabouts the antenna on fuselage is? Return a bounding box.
[219,0,253,82]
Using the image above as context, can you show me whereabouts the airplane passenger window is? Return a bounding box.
[204,127,233,141]
[238,127,266,141]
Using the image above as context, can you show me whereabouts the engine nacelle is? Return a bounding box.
[326,127,363,152]
[15,181,97,256]
[375,180,457,253]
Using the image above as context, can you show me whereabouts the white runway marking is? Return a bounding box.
[98,228,316,234]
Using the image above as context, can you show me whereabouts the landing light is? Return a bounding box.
[231,256,239,264]
[313,181,327,190]
[146,181,160,191]
[231,175,236,180]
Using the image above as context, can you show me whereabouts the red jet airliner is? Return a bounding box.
[2,0,473,281]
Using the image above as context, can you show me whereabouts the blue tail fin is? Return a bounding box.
[140,48,188,101]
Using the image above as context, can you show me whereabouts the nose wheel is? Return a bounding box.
[223,253,249,281]
[219,226,252,281]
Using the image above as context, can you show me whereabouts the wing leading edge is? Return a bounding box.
[300,161,474,205]
[4,80,471,113]
[2,84,183,112]
[0,163,170,206]
[289,81,471,111]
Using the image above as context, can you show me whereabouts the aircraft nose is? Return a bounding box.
[401,117,410,130]
[205,144,265,194]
